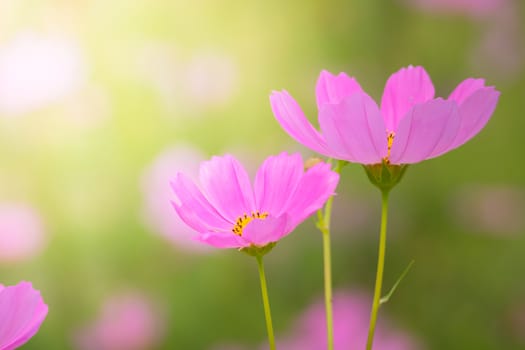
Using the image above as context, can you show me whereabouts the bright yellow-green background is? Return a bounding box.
[1,1,524,349]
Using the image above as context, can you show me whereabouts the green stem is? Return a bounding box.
[256,255,276,350]
[322,221,334,350]
[316,160,344,350]
[366,190,390,350]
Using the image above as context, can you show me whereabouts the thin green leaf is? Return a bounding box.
[380,260,415,305]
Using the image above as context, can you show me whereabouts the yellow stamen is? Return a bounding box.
[304,157,322,170]
[231,211,269,236]
[384,131,395,162]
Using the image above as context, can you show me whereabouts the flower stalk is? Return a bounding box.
[321,223,334,350]
[316,160,345,350]
[366,189,390,350]
[256,254,276,350]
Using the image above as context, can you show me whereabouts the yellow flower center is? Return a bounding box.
[384,131,395,162]
[231,211,269,236]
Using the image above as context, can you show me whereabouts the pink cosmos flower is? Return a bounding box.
[271,66,500,165]
[0,281,48,350]
[171,152,339,249]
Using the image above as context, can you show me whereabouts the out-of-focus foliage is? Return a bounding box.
[0,0,523,349]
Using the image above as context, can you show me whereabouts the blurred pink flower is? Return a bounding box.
[508,301,525,345]
[184,51,239,107]
[0,203,46,263]
[210,344,250,350]
[74,292,164,350]
[402,0,507,18]
[141,145,212,252]
[0,281,48,350]
[400,0,523,81]
[271,66,499,165]
[331,193,375,236]
[171,152,339,249]
[470,2,524,81]
[451,185,525,236]
[276,291,422,350]
[135,44,238,114]
[0,32,86,116]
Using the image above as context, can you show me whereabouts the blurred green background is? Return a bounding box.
[0,0,524,349]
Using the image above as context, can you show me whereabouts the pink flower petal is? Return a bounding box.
[389,98,460,164]
[315,70,363,108]
[448,78,486,104]
[195,232,249,249]
[170,201,223,237]
[254,153,302,217]
[318,93,387,164]
[0,281,48,350]
[171,173,232,233]
[381,65,435,131]
[242,215,289,246]
[450,87,500,149]
[199,155,256,222]
[285,162,339,229]
[270,91,331,156]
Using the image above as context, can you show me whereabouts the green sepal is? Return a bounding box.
[336,159,349,170]
[239,242,277,257]
[363,160,408,192]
